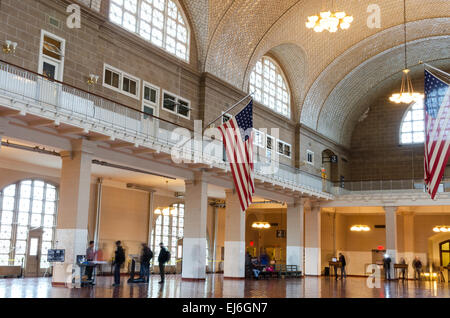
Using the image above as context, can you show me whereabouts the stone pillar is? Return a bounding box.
[402,212,415,279]
[52,139,95,286]
[224,189,245,278]
[286,199,304,274]
[384,206,398,279]
[305,201,321,276]
[182,172,208,280]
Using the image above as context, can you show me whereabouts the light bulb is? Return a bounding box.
[264,223,270,229]
[335,12,346,19]
[154,208,161,215]
[433,227,440,232]
[306,21,316,29]
[340,22,350,29]
[308,15,319,22]
[320,11,331,18]
[314,25,324,32]
[343,16,353,23]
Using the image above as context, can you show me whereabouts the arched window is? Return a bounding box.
[151,203,184,265]
[400,100,425,144]
[249,56,291,118]
[0,180,58,269]
[109,0,190,62]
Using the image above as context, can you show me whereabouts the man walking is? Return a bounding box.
[158,242,170,284]
[339,253,347,280]
[113,241,125,286]
[383,254,392,280]
[140,243,153,283]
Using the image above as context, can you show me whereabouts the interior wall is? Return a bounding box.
[349,80,426,182]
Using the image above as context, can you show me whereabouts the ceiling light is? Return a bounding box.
[306,11,353,33]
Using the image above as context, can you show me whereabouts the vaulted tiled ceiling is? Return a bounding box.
[182,0,450,147]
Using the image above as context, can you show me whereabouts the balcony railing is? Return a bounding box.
[0,59,334,198]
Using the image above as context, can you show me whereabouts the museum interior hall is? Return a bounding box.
[0,0,449,299]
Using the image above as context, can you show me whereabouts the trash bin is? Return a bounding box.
[324,267,330,276]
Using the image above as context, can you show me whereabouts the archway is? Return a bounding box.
[321,149,339,183]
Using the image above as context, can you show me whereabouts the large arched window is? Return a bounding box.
[400,100,425,144]
[249,56,291,118]
[109,0,190,62]
[0,180,58,269]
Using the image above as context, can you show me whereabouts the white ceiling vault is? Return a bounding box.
[181,0,450,147]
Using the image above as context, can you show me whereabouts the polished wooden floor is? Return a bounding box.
[0,275,449,298]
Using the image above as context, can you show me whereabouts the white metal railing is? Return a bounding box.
[0,60,332,197]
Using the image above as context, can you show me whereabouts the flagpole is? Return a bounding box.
[204,92,254,129]
[423,63,450,78]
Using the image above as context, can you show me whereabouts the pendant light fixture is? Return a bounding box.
[389,0,424,104]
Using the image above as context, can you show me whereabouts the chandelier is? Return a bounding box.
[350,225,370,232]
[252,222,271,229]
[389,0,424,104]
[154,206,177,216]
[306,11,353,33]
[433,225,450,233]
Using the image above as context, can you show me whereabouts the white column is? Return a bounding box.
[224,189,245,278]
[384,206,398,279]
[182,172,208,280]
[52,139,94,286]
[305,201,321,276]
[402,212,415,279]
[286,199,304,274]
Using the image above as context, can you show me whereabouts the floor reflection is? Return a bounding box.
[0,275,448,298]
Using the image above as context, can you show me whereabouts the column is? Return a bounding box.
[384,206,398,279]
[52,139,95,286]
[182,172,208,280]
[286,199,305,274]
[305,201,321,276]
[402,212,415,279]
[0,118,4,151]
[224,189,245,278]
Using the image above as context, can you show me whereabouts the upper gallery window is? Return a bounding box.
[400,100,425,144]
[249,56,291,118]
[109,0,190,62]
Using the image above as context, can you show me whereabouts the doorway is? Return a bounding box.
[25,228,43,277]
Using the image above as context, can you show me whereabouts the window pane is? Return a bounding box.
[2,197,15,211]
[19,199,30,212]
[46,186,56,201]
[43,228,53,241]
[17,213,29,226]
[402,133,413,144]
[1,211,13,225]
[42,241,51,255]
[45,201,55,215]
[15,240,27,254]
[14,254,25,267]
[43,215,54,227]
[30,214,42,227]
[29,238,38,256]
[16,226,28,240]
[33,185,44,200]
[0,240,10,253]
[0,226,12,239]
[3,185,16,196]
[0,254,9,266]
[20,183,31,198]
[32,200,43,213]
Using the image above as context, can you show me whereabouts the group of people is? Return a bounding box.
[85,240,171,287]
[383,255,423,280]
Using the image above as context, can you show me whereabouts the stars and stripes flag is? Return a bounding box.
[217,100,254,212]
[424,69,450,199]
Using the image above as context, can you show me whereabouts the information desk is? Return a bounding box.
[393,264,408,280]
[78,261,107,286]
[328,261,341,277]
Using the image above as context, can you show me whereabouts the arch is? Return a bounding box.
[109,0,191,62]
[0,179,58,270]
[321,149,338,182]
[249,56,292,118]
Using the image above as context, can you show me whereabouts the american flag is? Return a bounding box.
[218,100,254,212]
[424,69,450,199]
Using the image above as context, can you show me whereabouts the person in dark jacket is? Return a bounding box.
[339,253,347,280]
[85,241,96,281]
[139,243,153,283]
[158,242,169,284]
[112,241,125,286]
[383,254,392,280]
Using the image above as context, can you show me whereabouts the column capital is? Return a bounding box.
[287,198,308,209]
[185,171,205,186]
[383,206,398,214]
[60,139,96,159]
